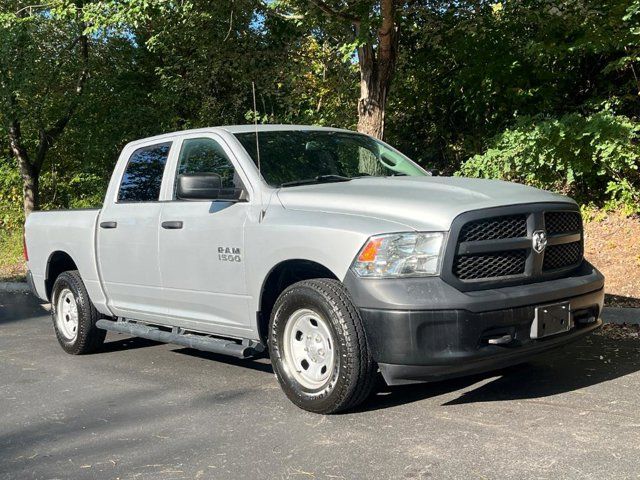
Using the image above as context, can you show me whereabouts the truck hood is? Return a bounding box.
[275,176,574,231]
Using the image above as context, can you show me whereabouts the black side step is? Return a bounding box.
[96,319,264,359]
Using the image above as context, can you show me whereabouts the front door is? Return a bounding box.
[158,135,253,337]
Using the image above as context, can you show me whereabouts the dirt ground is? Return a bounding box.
[0,261,26,283]
[583,211,640,307]
[597,322,640,340]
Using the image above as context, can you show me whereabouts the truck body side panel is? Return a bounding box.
[243,203,415,338]
[24,209,111,315]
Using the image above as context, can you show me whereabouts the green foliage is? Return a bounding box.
[458,111,640,211]
[0,160,23,229]
[0,2,87,138]
[269,36,358,127]
[388,0,640,170]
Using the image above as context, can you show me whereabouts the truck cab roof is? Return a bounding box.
[124,124,356,149]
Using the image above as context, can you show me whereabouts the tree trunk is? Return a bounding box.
[357,77,386,139]
[357,67,386,175]
[355,0,397,141]
[8,120,40,216]
[21,166,40,216]
[13,147,40,217]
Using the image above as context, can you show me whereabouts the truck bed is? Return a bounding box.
[25,209,110,314]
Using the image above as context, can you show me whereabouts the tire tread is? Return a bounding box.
[52,270,106,355]
[270,278,376,413]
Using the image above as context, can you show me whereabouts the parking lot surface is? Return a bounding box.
[1,292,639,480]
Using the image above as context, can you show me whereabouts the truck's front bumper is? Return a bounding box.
[344,262,604,385]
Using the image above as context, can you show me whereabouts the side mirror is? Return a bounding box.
[176,173,224,200]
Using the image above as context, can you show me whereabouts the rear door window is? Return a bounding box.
[118,142,172,202]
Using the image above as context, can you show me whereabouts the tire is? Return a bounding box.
[268,279,376,414]
[51,270,106,355]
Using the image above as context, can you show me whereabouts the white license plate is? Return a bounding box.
[530,301,571,339]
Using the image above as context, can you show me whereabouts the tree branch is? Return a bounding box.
[14,4,49,17]
[8,120,31,169]
[38,30,89,168]
[309,0,360,24]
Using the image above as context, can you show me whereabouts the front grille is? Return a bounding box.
[543,241,583,271]
[545,211,581,235]
[455,250,527,280]
[459,215,527,242]
[447,206,584,290]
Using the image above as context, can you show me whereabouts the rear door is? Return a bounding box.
[97,141,174,321]
[157,134,253,337]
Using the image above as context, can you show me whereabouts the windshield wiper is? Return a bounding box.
[280,175,352,188]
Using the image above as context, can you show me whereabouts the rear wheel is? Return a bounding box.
[51,270,106,354]
[269,279,376,414]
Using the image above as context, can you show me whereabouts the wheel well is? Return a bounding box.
[45,251,78,300]
[258,260,338,343]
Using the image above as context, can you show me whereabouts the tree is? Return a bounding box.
[0,2,90,216]
[272,0,399,139]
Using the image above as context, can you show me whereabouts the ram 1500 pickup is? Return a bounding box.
[25,125,605,413]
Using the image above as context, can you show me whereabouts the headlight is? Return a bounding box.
[351,232,446,278]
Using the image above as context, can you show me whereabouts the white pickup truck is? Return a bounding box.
[25,125,605,413]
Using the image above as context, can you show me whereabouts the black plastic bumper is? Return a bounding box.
[344,263,605,385]
[377,318,601,385]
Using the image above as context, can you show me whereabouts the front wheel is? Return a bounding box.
[51,270,106,355]
[269,279,376,414]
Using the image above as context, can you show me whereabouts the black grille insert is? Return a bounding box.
[545,211,581,235]
[459,215,527,242]
[543,241,583,271]
[454,250,527,280]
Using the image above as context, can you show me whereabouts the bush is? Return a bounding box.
[457,111,640,212]
[39,171,106,211]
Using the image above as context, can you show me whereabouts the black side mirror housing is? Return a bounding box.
[176,173,224,200]
[177,173,247,201]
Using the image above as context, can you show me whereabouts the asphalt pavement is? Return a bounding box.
[1,292,639,480]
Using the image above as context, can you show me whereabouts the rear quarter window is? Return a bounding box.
[118,142,172,202]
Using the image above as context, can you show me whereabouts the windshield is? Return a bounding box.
[234,130,427,187]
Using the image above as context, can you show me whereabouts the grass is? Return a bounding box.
[0,228,26,282]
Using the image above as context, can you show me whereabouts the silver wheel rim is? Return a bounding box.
[282,308,336,389]
[56,288,79,341]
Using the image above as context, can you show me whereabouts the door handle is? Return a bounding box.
[100,221,117,229]
[161,221,183,229]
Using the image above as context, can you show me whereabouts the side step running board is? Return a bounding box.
[96,319,264,359]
